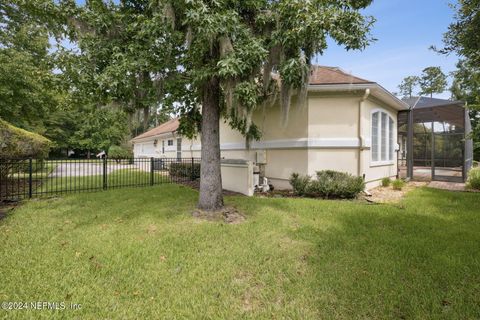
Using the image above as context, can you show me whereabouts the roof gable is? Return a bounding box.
[309,66,372,85]
[131,118,179,141]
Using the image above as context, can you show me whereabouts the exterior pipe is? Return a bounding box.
[358,89,370,177]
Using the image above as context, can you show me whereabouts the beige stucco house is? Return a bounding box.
[132,66,409,190]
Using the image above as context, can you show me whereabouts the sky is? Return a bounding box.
[74,0,459,99]
[317,0,459,99]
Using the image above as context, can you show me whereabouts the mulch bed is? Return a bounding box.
[255,190,298,198]
[178,180,247,224]
[192,206,246,224]
[363,181,427,204]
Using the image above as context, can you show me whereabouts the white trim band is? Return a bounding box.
[188,138,360,151]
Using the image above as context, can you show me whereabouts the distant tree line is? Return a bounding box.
[397,67,448,99]
[0,0,172,157]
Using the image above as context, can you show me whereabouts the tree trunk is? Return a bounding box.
[143,106,150,132]
[198,77,224,211]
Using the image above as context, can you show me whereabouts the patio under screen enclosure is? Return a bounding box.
[398,97,474,183]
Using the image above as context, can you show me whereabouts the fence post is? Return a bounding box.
[191,157,195,181]
[28,158,33,198]
[103,157,107,190]
[150,157,154,186]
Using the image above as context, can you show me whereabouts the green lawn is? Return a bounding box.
[1,185,479,319]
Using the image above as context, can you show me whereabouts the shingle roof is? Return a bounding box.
[308,66,373,85]
[131,118,179,141]
[403,96,464,109]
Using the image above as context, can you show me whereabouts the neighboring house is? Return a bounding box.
[132,66,409,189]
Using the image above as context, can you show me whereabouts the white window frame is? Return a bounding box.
[176,138,182,160]
[371,109,396,166]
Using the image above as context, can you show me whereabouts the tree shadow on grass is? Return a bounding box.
[291,188,480,319]
[24,184,201,232]
[227,188,480,318]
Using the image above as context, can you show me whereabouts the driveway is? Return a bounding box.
[49,162,141,177]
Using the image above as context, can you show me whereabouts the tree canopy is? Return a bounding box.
[0,0,162,155]
[398,76,419,98]
[436,0,480,160]
[160,0,376,210]
[450,60,480,160]
[170,0,375,138]
[2,0,376,210]
[437,0,480,66]
[0,1,60,131]
[58,0,179,133]
[418,67,447,98]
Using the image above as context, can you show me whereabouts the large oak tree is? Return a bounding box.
[25,0,375,211]
[168,0,375,211]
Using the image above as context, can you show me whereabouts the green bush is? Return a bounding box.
[0,119,52,159]
[0,120,52,183]
[289,170,364,199]
[381,177,391,187]
[168,162,201,180]
[392,179,405,191]
[108,145,132,159]
[16,159,46,173]
[466,168,480,190]
[289,173,311,196]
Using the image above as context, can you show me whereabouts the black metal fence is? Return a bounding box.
[0,157,201,202]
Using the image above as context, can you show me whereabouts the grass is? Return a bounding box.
[10,163,57,179]
[392,179,406,191]
[1,185,480,319]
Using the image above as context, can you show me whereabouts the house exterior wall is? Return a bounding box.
[306,94,360,186]
[133,91,401,191]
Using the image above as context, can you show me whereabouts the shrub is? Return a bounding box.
[16,159,46,173]
[466,167,480,190]
[108,145,132,159]
[0,120,52,183]
[169,162,201,180]
[392,179,405,191]
[289,173,311,196]
[289,170,364,199]
[0,119,52,159]
[381,177,391,187]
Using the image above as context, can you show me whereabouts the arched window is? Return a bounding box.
[371,110,395,163]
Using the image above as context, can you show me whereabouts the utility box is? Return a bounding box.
[220,159,254,196]
[256,150,267,164]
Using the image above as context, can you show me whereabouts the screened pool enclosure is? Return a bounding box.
[398,97,473,183]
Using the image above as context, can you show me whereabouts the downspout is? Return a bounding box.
[358,89,370,177]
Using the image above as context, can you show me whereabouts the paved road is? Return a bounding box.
[49,162,147,177]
